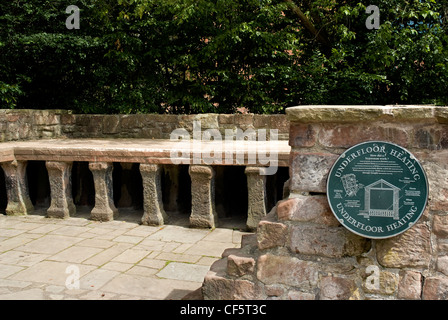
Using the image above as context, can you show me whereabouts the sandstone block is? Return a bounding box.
[422,277,448,300]
[227,254,255,277]
[257,220,288,250]
[376,223,431,268]
[362,269,399,296]
[277,195,339,226]
[256,254,319,290]
[287,290,315,300]
[288,224,370,258]
[203,259,262,299]
[289,152,338,193]
[436,256,448,276]
[289,123,317,147]
[269,115,289,133]
[422,158,448,211]
[398,270,422,300]
[317,123,410,148]
[433,215,448,238]
[102,115,120,134]
[319,276,360,300]
[218,114,235,125]
[234,114,254,127]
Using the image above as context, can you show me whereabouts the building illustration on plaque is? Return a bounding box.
[359,179,400,220]
[341,174,361,197]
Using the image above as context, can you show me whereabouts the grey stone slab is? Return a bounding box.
[0,250,49,267]
[146,225,209,244]
[79,269,120,290]
[48,246,103,263]
[100,273,200,300]
[0,288,44,300]
[0,236,34,253]
[9,261,96,286]
[49,225,93,237]
[0,263,24,278]
[156,262,210,283]
[184,240,237,258]
[17,234,84,255]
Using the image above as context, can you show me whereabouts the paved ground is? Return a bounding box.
[0,208,250,300]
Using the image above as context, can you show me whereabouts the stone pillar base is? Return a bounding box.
[189,165,217,228]
[46,161,76,219]
[89,162,118,221]
[245,167,267,231]
[0,160,33,216]
[140,164,168,226]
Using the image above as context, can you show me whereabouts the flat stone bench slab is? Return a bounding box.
[0,138,290,228]
[0,138,290,167]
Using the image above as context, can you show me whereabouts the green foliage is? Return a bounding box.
[0,0,447,113]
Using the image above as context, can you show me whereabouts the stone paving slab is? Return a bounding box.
[0,209,250,300]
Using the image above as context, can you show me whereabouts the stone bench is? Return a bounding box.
[0,138,290,230]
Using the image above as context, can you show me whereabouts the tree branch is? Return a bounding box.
[283,0,332,48]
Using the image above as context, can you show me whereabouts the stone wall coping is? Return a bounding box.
[0,138,290,167]
[286,105,448,123]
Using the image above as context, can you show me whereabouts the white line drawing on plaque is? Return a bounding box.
[360,179,400,220]
[341,174,361,197]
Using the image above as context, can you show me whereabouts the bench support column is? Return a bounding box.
[0,160,33,216]
[245,166,267,231]
[189,165,217,228]
[89,162,118,221]
[140,164,168,226]
[46,161,76,219]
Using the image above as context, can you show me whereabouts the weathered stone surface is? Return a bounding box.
[286,105,386,123]
[89,162,118,222]
[398,270,422,300]
[286,105,445,124]
[433,215,448,238]
[319,123,411,148]
[287,291,315,300]
[436,256,448,276]
[422,277,448,300]
[227,254,255,277]
[140,163,168,226]
[102,115,120,134]
[257,220,288,250]
[289,123,317,148]
[265,284,285,297]
[256,254,319,290]
[277,195,339,226]
[0,160,33,215]
[289,152,338,193]
[319,124,382,148]
[376,223,431,268]
[319,276,360,300]
[245,167,267,231]
[363,270,399,295]
[422,157,448,211]
[189,165,217,228]
[46,161,76,219]
[288,224,370,258]
[203,259,262,300]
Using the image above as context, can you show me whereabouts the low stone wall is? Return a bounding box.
[202,105,448,300]
[0,109,289,142]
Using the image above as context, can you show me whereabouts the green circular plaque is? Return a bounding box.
[327,141,428,239]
